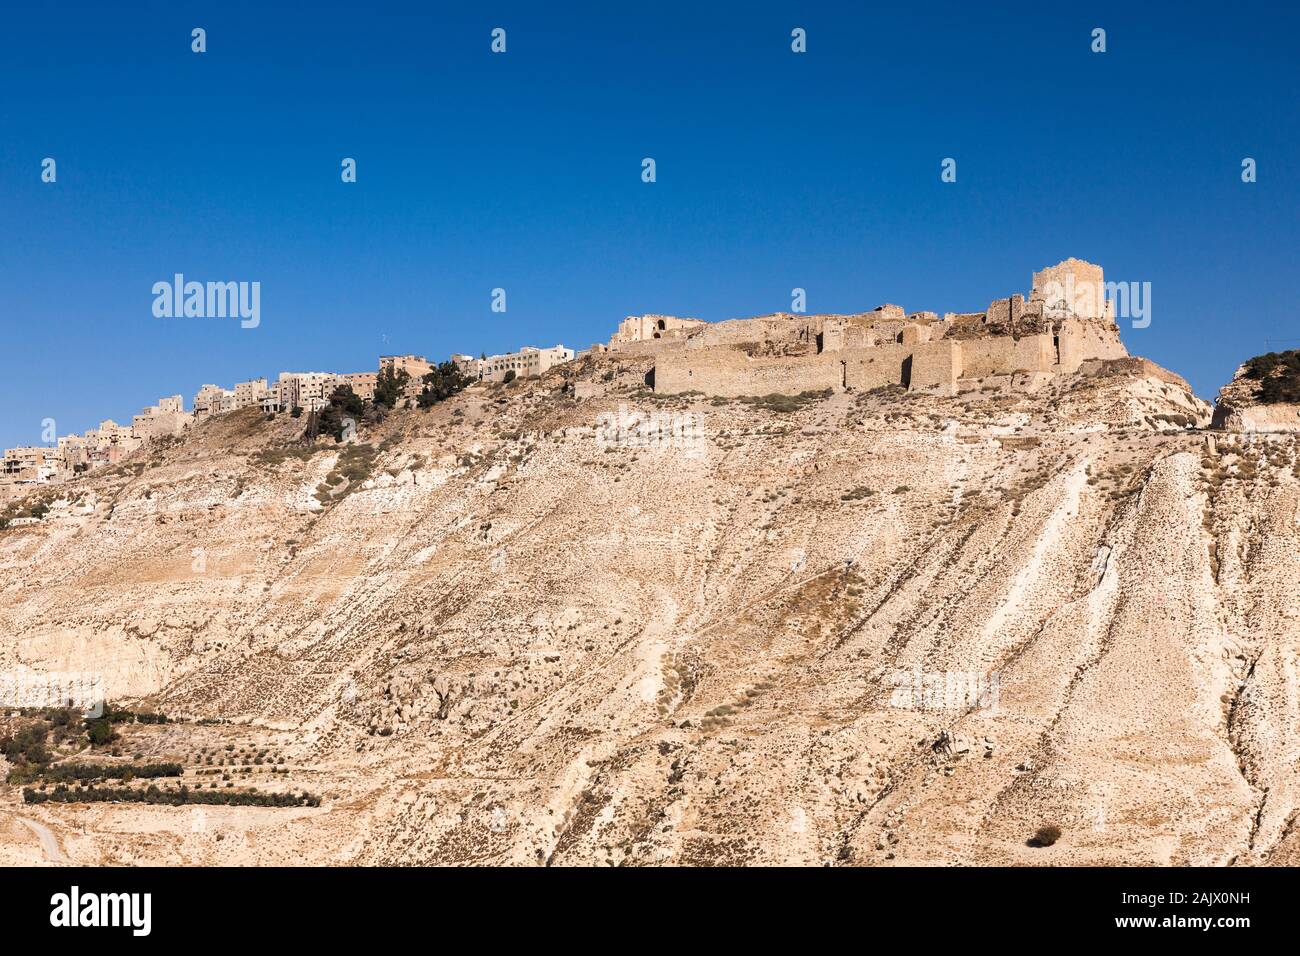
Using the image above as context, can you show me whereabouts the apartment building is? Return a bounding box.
[57,434,90,474]
[132,395,192,440]
[193,384,236,418]
[378,354,433,399]
[342,372,377,401]
[379,354,432,379]
[234,378,270,409]
[1,445,64,482]
[265,372,342,413]
[193,378,272,420]
[473,344,575,383]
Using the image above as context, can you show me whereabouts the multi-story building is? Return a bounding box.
[2,445,64,483]
[57,434,91,474]
[450,353,479,377]
[195,378,272,419]
[473,344,575,383]
[378,355,433,399]
[86,419,135,448]
[379,354,432,379]
[193,384,236,419]
[342,372,377,401]
[132,396,192,440]
[233,378,270,409]
[267,372,342,413]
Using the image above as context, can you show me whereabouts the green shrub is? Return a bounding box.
[86,719,116,747]
[1243,350,1300,404]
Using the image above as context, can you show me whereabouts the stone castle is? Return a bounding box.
[605,258,1128,397]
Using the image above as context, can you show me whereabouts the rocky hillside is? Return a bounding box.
[6,355,1300,867]
[1213,350,1300,432]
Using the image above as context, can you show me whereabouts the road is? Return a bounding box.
[18,816,69,864]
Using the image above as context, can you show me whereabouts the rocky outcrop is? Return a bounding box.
[1213,355,1300,432]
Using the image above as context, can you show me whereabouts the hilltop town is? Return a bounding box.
[0,344,575,498]
[11,257,1279,505]
[3,260,1300,868]
[10,257,1300,509]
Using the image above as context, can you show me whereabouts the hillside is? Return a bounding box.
[1213,350,1300,432]
[5,355,1300,866]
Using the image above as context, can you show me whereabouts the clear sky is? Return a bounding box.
[2,1,1297,449]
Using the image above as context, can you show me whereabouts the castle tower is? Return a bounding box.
[1030,258,1111,323]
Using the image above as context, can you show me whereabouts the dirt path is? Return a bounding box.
[18,817,69,864]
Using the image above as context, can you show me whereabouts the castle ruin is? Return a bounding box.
[608,259,1128,398]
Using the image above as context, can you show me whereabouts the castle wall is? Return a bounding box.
[910,341,961,393]
[643,259,1127,399]
[958,337,1020,378]
[656,349,841,397]
[986,298,1012,327]
[657,335,1056,396]
[844,345,911,391]
[607,337,692,357]
[691,316,823,350]
[957,335,1054,378]
[612,315,706,345]
[1014,334,1056,373]
[1056,318,1127,372]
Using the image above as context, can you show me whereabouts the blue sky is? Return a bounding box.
[2,1,1297,448]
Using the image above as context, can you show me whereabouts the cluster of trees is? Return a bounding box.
[24,784,321,808]
[1244,350,1300,404]
[305,362,473,443]
[309,384,368,443]
[105,705,168,725]
[2,704,179,783]
[86,717,116,746]
[373,367,409,409]
[39,762,182,784]
[1,721,54,775]
[417,362,472,408]
[0,497,53,530]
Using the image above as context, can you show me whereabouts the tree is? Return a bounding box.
[374,367,410,409]
[312,385,366,443]
[1245,350,1300,404]
[417,362,471,409]
[503,369,516,384]
[86,719,115,747]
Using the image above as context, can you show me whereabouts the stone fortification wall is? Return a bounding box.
[656,349,840,397]
[633,260,1132,398]
[1057,318,1126,372]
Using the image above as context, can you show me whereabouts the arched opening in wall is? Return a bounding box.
[901,355,913,388]
[657,320,667,331]
[653,332,661,338]
[1053,334,1061,365]
[644,368,655,389]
